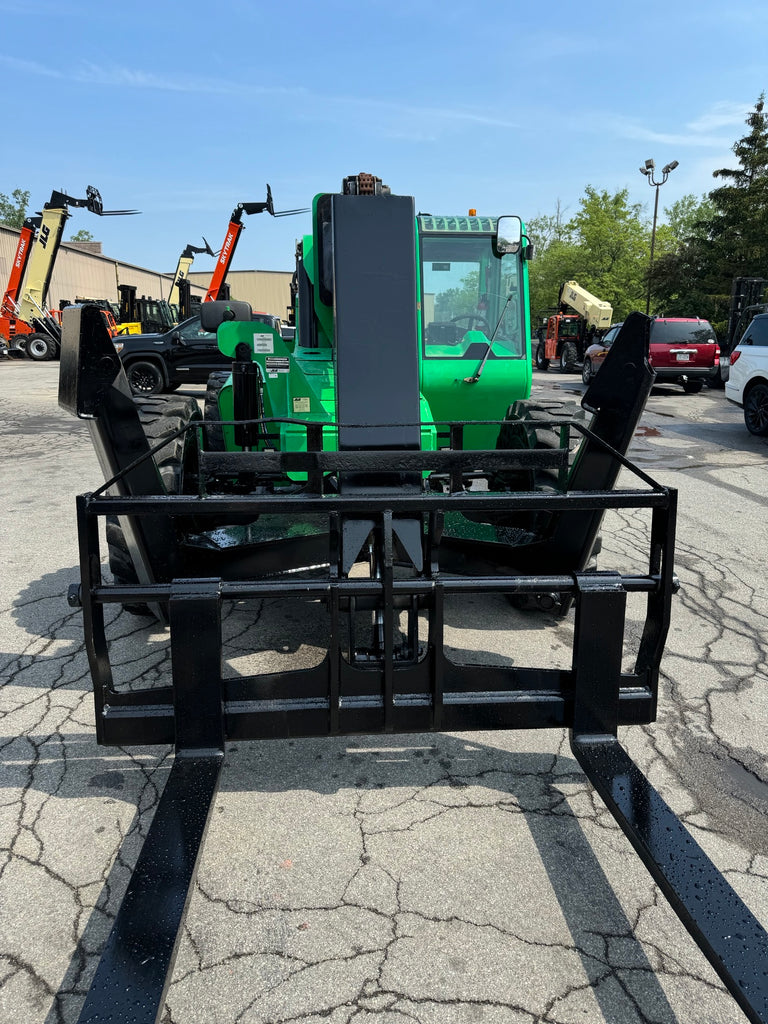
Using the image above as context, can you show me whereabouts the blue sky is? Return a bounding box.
[2,0,765,276]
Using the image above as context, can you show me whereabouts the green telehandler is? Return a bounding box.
[58,173,768,1024]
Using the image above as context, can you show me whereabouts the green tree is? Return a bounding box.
[526,199,571,254]
[69,229,94,242]
[650,194,717,318]
[528,186,648,324]
[0,188,30,228]
[567,186,647,319]
[664,193,715,242]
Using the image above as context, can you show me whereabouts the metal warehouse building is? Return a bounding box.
[0,224,293,320]
[186,269,293,321]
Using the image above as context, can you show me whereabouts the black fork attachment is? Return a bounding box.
[60,297,768,1023]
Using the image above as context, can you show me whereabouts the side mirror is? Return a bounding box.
[171,332,183,344]
[495,215,522,254]
[200,299,253,333]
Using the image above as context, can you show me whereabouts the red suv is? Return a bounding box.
[647,317,719,393]
[582,317,719,393]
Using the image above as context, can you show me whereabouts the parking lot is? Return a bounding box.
[1,357,767,1024]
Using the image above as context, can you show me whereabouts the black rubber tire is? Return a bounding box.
[496,399,597,610]
[744,382,768,436]
[126,359,165,396]
[108,394,202,613]
[203,371,230,451]
[582,358,593,385]
[497,398,586,492]
[535,340,550,372]
[682,379,703,394]
[559,341,578,373]
[25,333,56,361]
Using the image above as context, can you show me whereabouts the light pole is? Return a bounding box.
[639,158,678,315]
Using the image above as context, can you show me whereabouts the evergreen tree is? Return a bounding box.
[707,94,768,278]
[652,96,768,331]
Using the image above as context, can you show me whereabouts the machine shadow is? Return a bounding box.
[46,733,681,1024]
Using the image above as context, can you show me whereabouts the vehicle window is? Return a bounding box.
[742,317,768,346]
[650,321,716,345]
[421,232,524,359]
[178,317,215,343]
[558,320,581,339]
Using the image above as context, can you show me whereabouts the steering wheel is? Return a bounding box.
[450,314,491,333]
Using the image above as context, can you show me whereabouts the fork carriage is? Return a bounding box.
[60,286,768,1022]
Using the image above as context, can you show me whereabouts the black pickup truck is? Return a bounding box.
[114,312,283,394]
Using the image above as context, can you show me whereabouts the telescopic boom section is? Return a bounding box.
[559,279,613,331]
[204,187,275,302]
[0,216,40,319]
[203,185,309,302]
[15,187,140,332]
[168,238,216,308]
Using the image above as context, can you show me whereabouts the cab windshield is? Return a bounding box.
[558,319,581,339]
[420,233,524,358]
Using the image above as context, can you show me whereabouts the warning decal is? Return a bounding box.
[253,332,274,353]
[265,357,290,373]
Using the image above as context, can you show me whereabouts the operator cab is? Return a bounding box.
[419,215,526,360]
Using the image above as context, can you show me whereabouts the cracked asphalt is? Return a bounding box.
[1,358,767,1024]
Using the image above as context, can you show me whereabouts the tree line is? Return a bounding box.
[527,95,768,338]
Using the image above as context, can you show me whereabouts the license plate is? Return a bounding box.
[675,352,691,362]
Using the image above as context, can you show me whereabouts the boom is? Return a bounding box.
[0,215,40,343]
[10,187,139,359]
[559,279,613,330]
[204,186,309,302]
[17,187,139,329]
[168,237,215,309]
[203,189,275,303]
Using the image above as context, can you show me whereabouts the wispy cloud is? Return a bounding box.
[0,53,518,138]
[591,109,745,150]
[687,101,752,133]
[616,122,727,148]
[0,54,305,98]
[0,55,61,79]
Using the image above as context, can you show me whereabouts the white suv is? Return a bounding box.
[725,312,768,435]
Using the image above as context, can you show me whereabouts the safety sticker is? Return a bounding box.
[253,332,274,353]
[265,357,290,373]
[292,397,311,413]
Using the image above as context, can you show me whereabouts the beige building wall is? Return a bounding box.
[187,269,294,320]
[0,224,207,312]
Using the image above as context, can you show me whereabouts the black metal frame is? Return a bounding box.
[71,448,768,1023]
[61,303,768,1023]
[73,413,675,745]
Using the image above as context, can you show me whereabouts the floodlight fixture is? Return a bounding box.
[639,158,680,314]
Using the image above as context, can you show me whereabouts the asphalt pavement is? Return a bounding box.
[1,357,767,1024]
